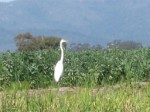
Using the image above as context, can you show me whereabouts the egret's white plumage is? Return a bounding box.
[54,39,67,82]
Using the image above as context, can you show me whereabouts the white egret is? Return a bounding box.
[54,39,67,82]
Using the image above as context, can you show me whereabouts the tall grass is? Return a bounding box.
[1,83,150,112]
[0,48,150,111]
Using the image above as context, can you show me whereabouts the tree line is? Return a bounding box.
[15,32,61,51]
[15,32,143,51]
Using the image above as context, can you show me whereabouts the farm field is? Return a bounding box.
[0,47,150,111]
[1,82,150,112]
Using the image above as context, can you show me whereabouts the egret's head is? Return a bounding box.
[60,39,67,43]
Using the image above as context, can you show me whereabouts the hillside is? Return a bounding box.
[0,0,150,51]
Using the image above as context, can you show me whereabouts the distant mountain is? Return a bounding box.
[0,0,150,52]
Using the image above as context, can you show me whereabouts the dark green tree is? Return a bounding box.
[15,32,61,51]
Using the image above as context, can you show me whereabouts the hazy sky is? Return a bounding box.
[0,0,15,2]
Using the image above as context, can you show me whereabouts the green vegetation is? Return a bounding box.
[1,83,150,112]
[0,47,150,89]
[15,32,62,51]
[0,46,150,111]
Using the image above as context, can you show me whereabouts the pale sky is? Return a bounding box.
[0,0,15,2]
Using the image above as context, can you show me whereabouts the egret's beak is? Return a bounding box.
[65,40,68,43]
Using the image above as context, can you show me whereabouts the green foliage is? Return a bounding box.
[0,48,150,89]
[15,32,61,51]
[2,84,150,112]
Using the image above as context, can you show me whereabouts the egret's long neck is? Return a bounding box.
[60,42,64,62]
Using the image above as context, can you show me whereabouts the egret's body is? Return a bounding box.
[54,39,67,82]
[54,60,63,82]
